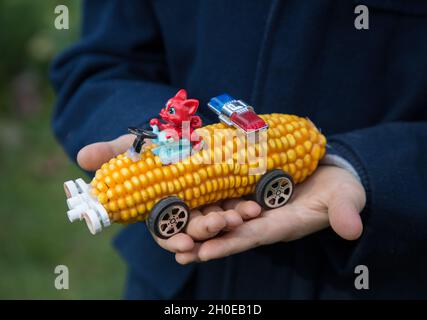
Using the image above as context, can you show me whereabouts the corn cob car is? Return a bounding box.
[63,92,326,238]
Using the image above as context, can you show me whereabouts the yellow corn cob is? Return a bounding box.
[89,114,326,224]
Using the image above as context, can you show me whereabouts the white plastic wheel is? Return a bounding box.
[82,209,102,235]
[64,181,79,198]
[93,203,111,227]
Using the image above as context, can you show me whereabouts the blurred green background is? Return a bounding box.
[0,0,125,299]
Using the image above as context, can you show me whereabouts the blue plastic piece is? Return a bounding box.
[152,138,192,165]
[149,123,204,165]
[208,93,235,114]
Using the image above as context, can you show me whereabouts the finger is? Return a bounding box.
[175,243,202,265]
[77,134,134,171]
[200,204,243,230]
[218,210,244,230]
[179,202,330,262]
[183,219,266,262]
[222,199,262,220]
[328,192,364,241]
[155,232,195,253]
[185,211,227,241]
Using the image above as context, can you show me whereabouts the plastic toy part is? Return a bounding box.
[151,137,192,165]
[254,169,294,209]
[147,196,190,239]
[126,89,204,166]
[128,127,157,154]
[64,178,111,234]
[149,89,202,143]
[208,94,268,133]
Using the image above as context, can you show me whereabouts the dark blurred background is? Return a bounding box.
[0,0,125,299]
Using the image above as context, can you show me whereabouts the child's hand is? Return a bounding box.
[174,166,366,264]
[77,134,261,252]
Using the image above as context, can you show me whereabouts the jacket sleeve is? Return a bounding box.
[324,121,427,281]
[50,0,177,160]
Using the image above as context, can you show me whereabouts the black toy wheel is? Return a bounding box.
[255,169,294,209]
[147,196,190,239]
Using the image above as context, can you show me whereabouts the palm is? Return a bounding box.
[174,166,366,264]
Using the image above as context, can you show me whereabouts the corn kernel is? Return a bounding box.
[147,186,156,199]
[136,204,145,214]
[287,149,297,163]
[98,193,108,204]
[173,180,182,192]
[146,171,155,184]
[286,134,296,147]
[131,176,140,188]
[115,185,125,196]
[129,164,139,175]
[108,201,118,212]
[153,168,163,181]
[311,144,321,160]
[154,184,162,196]
[96,182,108,193]
[138,174,148,187]
[145,158,155,169]
[141,190,149,201]
[124,180,133,192]
[112,171,123,184]
[132,191,142,204]
[185,173,194,186]
[125,195,134,207]
[211,179,218,191]
[130,208,138,218]
[206,180,213,192]
[160,181,168,194]
[117,199,127,210]
[95,171,103,180]
[120,168,131,179]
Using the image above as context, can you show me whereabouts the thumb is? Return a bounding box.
[77,134,134,171]
[328,186,365,240]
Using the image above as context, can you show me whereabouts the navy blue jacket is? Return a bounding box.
[50,0,427,299]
